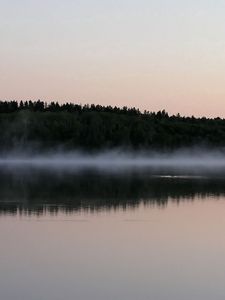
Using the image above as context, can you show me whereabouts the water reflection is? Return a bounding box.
[2,169,225,300]
[1,168,225,215]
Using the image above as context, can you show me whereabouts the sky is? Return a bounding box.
[1,0,225,117]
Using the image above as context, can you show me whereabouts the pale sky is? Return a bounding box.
[1,0,225,117]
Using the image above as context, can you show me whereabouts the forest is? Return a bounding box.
[0,100,225,152]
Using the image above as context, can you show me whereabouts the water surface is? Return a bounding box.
[1,169,225,300]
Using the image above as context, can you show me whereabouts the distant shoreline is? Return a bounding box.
[0,100,225,151]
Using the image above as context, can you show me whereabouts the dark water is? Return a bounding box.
[1,168,225,300]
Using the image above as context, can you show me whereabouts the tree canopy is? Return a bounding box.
[0,100,224,152]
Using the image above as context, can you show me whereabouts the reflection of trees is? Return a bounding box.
[0,170,224,215]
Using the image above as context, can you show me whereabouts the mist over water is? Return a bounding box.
[2,150,225,300]
[1,148,225,174]
[1,148,225,216]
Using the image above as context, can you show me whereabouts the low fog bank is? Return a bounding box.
[1,148,225,173]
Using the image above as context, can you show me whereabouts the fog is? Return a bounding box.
[1,149,225,174]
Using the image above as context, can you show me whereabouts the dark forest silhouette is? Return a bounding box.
[0,100,225,151]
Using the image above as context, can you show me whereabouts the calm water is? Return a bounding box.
[1,169,225,300]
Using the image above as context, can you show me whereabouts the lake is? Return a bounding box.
[1,168,225,300]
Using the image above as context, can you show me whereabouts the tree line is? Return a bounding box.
[0,100,225,151]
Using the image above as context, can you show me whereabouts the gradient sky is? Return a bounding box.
[1,0,225,117]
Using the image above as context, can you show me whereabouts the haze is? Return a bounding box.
[1,1,225,117]
[1,150,225,174]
